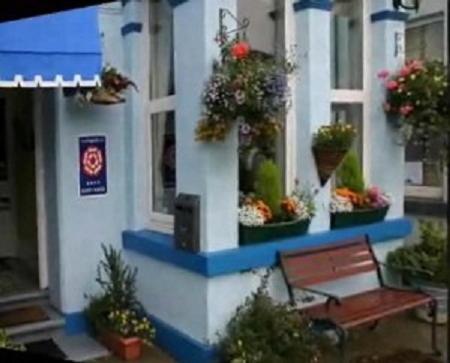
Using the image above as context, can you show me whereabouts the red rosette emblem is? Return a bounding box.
[82,146,103,177]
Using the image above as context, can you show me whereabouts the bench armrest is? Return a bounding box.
[292,284,342,307]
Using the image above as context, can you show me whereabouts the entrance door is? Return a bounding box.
[0,96,17,258]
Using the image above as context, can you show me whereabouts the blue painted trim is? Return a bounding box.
[123,218,413,278]
[121,22,143,37]
[65,312,92,336]
[152,315,217,363]
[371,10,409,23]
[293,0,332,12]
[168,0,189,8]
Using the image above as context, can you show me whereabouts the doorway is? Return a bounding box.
[0,90,46,297]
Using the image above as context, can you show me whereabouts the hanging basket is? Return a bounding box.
[312,147,348,187]
[239,219,310,246]
[89,88,125,105]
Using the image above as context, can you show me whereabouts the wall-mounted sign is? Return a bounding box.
[394,31,405,58]
[79,135,107,196]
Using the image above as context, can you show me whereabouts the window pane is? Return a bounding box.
[331,103,363,163]
[406,21,444,61]
[149,0,175,99]
[151,111,176,214]
[331,0,363,89]
[237,0,286,193]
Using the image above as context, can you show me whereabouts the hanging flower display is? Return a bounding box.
[312,124,356,186]
[89,66,137,105]
[195,38,295,146]
[380,60,449,149]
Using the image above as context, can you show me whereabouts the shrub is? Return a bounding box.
[219,275,323,363]
[85,245,155,342]
[336,151,365,193]
[254,160,283,218]
[386,221,447,286]
[0,329,25,351]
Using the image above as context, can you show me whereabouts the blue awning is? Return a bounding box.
[0,7,102,88]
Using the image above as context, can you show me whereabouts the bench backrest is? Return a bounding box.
[280,236,379,288]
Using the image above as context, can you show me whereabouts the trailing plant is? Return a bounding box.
[312,124,356,151]
[0,329,25,351]
[336,151,365,193]
[195,36,294,147]
[254,160,283,218]
[386,221,447,286]
[85,245,155,342]
[219,272,323,363]
[380,60,450,153]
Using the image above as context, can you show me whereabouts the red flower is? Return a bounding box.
[231,41,250,60]
[386,80,399,91]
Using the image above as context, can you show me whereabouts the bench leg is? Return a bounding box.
[429,301,441,356]
[336,326,347,363]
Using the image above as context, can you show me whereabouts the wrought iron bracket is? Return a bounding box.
[219,8,250,40]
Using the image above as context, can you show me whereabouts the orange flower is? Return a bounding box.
[281,197,297,216]
[231,41,251,60]
[253,200,272,222]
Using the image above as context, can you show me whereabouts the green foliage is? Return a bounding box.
[219,273,323,363]
[254,160,283,217]
[387,221,447,285]
[0,329,25,351]
[85,245,155,341]
[312,123,356,151]
[336,151,365,193]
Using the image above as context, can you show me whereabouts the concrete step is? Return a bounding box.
[2,300,64,339]
[0,289,48,308]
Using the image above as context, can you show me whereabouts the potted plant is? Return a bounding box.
[386,221,448,324]
[85,245,155,361]
[330,151,391,229]
[238,160,315,245]
[88,66,137,105]
[379,60,449,149]
[195,36,294,148]
[312,123,356,186]
[219,272,324,363]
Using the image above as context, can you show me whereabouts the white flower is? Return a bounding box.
[238,205,265,226]
[330,193,353,213]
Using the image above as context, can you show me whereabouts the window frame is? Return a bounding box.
[404,11,446,201]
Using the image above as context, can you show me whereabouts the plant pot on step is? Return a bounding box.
[312,147,348,187]
[239,219,310,246]
[330,206,389,229]
[98,330,143,361]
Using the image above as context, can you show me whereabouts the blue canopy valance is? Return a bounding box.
[0,6,102,87]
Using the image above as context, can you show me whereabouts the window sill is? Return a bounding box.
[122,218,412,278]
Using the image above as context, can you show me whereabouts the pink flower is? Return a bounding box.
[400,104,414,117]
[383,102,392,112]
[399,67,411,77]
[386,80,399,91]
[408,60,424,71]
[377,70,390,79]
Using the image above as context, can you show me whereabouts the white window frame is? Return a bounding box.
[331,0,370,181]
[404,11,446,201]
[146,0,176,234]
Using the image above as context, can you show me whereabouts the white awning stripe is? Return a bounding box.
[0,74,101,88]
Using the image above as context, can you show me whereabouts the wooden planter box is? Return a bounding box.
[239,219,310,246]
[331,207,389,230]
[99,330,142,361]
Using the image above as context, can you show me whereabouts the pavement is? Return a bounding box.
[91,313,447,363]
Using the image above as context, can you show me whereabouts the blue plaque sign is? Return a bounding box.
[79,136,107,196]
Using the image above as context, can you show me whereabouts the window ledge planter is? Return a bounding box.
[331,207,389,230]
[239,219,310,246]
[98,330,143,361]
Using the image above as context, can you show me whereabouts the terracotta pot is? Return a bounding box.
[312,147,348,186]
[99,330,142,361]
[90,88,125,105]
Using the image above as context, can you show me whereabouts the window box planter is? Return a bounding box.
[330,207,389,230]
[98,330,143,361]
[239,219,310,246]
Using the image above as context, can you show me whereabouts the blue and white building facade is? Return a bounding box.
[0,0,420,362]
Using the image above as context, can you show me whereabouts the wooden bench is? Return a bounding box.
[279,236,439,361]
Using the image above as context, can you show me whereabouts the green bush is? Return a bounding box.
[386,221,447,286]
[0,329,25,351]
[254,160,283,217]
[219,274,324,363]
[336,151,365,193]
